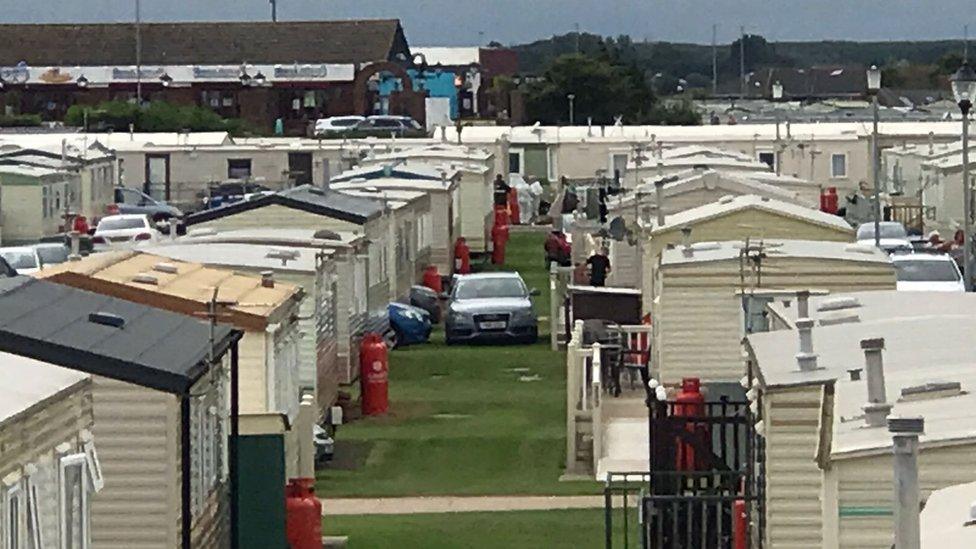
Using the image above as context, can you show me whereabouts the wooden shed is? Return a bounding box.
[185,184,395,306]
[0,354,96,549]
[0,276,242,549]
[640,194,856,310]
[37,252,309,479]
[330,176,461,274]
[746,311,976,549]
[654,239,894,384]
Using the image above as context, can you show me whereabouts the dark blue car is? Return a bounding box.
[388,302,432,347]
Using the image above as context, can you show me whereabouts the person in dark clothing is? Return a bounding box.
[586,248,612,287]
[493,174,511,207]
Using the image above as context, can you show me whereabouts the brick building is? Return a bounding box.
[0,20,426,134]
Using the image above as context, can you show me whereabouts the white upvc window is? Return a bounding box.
[3,474,24,549]
[830,153,848,178]
[57,453,89,549]
[80,432,103,493]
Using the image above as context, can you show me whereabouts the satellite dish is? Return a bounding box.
[608,217,628,241]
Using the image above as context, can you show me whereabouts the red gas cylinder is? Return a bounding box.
[72,215,90,234]
[672,377,707,471]
[422,265,443,293]
[285,478,322,549]
[359,333,389,415]
[732,499,747,549]
[453,237,471,274]
[493,205,510,227]
[820,186,839,214]
[491,223,509,265]
[507,188,521,225]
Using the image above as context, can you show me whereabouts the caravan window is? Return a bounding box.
[830,154,847,178]
[227,159,253,179]
[4,481,24,549]
[59,453,89,549]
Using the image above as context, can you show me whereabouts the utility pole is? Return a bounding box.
[575,23,581,54]
[711,24,718,96]
[135,0,142,105]
[270,0,278,23]
[739,26,746,98]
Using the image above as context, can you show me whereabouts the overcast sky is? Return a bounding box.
[7,0,975,46]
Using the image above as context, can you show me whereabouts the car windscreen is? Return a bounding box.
[454,278,526,299]
[0,250,37,270]
[35,245,69,264]
[98,218,147,231]
[333,118,361,127]
[857,223,907,240]
[894,259,961,282]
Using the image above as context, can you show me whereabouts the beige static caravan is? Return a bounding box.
[38,251,309,479]
[640,194,855,310]
[654,239,894,384]
[0,165,82,245]
[0,355,96,549]
[746,311,976,549]
[0,276,240,549]
[604,168,809,288]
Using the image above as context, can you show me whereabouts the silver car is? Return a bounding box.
[444,272,539,345]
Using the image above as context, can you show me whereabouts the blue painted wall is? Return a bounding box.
[377,70,459,119]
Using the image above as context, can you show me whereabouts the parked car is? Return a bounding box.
[111,187,184,221]
[0,255,16,277]
[92,214,161,251]
[313,115,366,136]
[352,115,426,137]
[0,246,43,275]
[856,221,912,254]
[891,253,965,292]
[444,272,539,345]
[203,182,272,210]
[388,302,432,347]
[33,242,70,266]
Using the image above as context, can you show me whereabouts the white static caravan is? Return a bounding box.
[920,481,976,549]
[185,185,395,307]
[654,239,894,384]
[340,159,495,253]
[0,276,240,549]
[331,187,432,299]
[330,177,461,274]
[746,307,976,549]
[0,355,98,549]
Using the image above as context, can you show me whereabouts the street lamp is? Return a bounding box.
[951,62,976,290]
[567,93,576,126]
[159,73,173,88]
[253,72,267,86]
[772,81,784,175]
[76,75,90,89]
[867,65,882,248]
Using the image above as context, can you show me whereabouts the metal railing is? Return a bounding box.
[640,493,759,549]
[604,472,651,549]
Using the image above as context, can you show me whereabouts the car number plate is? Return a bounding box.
[479,321,507,330]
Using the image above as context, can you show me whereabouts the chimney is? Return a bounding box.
[861,337,893,427]
[261,270,275,288]
[795,318,818,371]
[61,139,68,163]
[928,131,934,154]
[440,125,448,143]
[796,290,810,319]
[654,178,666,226]
[889,416,924,549]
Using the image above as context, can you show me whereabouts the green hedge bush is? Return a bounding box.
[65,101,254,135]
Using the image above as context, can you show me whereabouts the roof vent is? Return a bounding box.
[187,227,217,238]
[89,312,125,329]
[817,296,861,312]
[261,271,275,288]
[266,249,300,265]
[132,273,159,285]
[306,187,325,196]
[718,194,735,204]
[845,243,877,254]
[818,310,860,326]
[900,381,964,401]
[313,229,341,240]
[153,262,179,274]
[760,196,770,202]
[887,416,924,434]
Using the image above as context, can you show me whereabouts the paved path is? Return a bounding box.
[321,495,609,516]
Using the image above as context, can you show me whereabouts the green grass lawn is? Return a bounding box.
[317,230,598,497]
[324,509,611,549]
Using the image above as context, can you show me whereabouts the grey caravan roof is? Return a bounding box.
[186,184,385,227]
[0,276,241,394]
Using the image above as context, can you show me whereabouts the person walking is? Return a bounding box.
[585,248,612,287]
